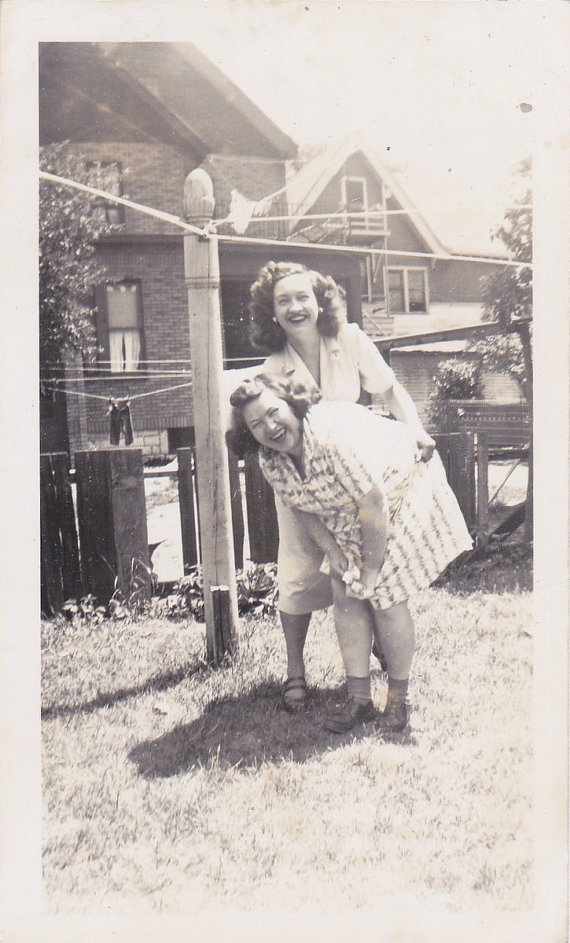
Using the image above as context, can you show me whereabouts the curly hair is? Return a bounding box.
[226,373,322,457]
[248,261,346,354]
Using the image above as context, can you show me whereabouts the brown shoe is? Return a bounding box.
[374,698,409,734]
[282,677,308,712]
[324,698,376,734]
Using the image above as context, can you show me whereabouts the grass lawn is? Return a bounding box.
[41,547,533,921]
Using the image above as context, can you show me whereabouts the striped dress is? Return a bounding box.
[259,401,472,610]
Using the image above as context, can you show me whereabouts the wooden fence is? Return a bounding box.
[40,429,504,616]
[40,446,279,616]
[438,399,531,451]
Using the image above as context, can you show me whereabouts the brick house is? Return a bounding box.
[39,42,364,457]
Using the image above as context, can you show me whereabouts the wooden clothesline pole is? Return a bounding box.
[183,169,238,663]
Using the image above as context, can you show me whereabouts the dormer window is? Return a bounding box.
[341,176,368,214]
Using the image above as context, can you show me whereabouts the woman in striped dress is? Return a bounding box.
[227,374,472,735]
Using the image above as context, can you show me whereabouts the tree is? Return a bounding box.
[472,158,533,539]
[39,143,119,373]
[471,158,532,402]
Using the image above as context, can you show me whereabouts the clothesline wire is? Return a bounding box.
[210,205,534,228]
[39,171,532,269]
[39,171,206,236]
[41,380,194,402]
[215,231,533,269]
[43,372,194,383]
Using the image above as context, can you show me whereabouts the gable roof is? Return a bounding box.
[39,43,208,160]
[101,42,297,161]
[286,132,449,258]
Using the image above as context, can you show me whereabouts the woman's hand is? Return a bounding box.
[415,430,435,462]
[328,546,349,580]
[342,564,379,600]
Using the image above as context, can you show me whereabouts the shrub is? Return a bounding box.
[426,358,484,427]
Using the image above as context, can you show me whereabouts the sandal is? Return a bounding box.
[282,676,308,712]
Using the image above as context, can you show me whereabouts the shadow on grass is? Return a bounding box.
[41,662,206,720]
[129,680,414,777]
[433,541,533,595]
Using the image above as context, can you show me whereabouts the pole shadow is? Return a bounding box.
[128,680,413,778]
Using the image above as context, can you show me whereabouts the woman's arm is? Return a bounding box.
[355,485,388,595]
[293,510,348,578]
[351,325,435,460]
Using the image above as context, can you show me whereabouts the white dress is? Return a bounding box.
[260,402,473,610]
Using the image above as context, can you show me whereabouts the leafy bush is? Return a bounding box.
[162,563,278,622]
[426,358,484,427]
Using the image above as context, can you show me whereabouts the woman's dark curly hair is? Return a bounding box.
[248,261,346,354]
[226,373,322,456]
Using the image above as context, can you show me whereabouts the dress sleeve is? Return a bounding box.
[346,322,395,396]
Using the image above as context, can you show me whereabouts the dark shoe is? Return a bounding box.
[324,698,376,734]
[282,676,308,712]
[374,698,409,734]
[372,640,388,672]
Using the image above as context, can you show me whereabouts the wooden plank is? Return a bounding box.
[51,452,82,601]
[40,454,64,616]
[374,321,502,351]
[434,432,476,527]
[75,449,152,606]
[75,450,115,604]
[177,447,199,571]
[450,432,476,527]
[476,432,489,548]
[228,451,244,570]
[244,453,279,563]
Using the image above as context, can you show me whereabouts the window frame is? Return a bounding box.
[95,279,146,374]
[387,266,429,314]
[84,160,125,226]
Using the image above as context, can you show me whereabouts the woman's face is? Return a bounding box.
[273,273,319,339]
[242,387,302,457]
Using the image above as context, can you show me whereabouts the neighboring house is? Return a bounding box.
[39,43,364,457]
[284,133,524,415]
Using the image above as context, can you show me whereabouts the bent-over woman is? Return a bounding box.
[227,374,472,734]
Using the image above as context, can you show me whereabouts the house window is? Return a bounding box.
[84,160,124,225]
[387,267,428,313]
[97,281,144,372]
[342,176,367,212]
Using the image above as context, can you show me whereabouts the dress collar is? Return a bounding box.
[282,334,341,376]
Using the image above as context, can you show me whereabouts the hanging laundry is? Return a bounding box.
[108,397,134,446]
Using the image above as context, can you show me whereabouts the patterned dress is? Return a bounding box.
[259,402,472,610]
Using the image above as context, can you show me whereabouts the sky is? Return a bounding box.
[175,1,557,253]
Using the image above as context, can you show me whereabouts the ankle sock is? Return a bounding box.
[346,675,372,704]
[387,677,409,702]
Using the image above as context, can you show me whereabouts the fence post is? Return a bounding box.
[244,454,279,563]
[177,447,199,571]
[183,169,238,663]
[75,448,151,606]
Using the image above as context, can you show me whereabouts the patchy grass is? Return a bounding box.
[42,563,533,916]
